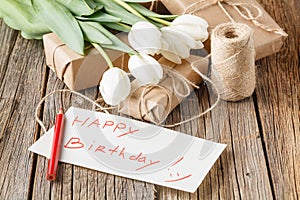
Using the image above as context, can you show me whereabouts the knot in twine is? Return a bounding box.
[211,22,256,101]
[138,67,199,125]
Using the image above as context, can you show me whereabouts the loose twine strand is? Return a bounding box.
[184,0,288,36]
[35,89,110,134]
[183,0,272,101]
[36,0,276,132]
[163,61,221,128]
[137,67,200,125]
[35,61,221,133]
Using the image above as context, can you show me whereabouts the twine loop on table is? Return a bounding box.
[35,89,110,134]
[165,60,221,128]
[211,22,256,101]
[35,63,221,131]
[184,0,287,36]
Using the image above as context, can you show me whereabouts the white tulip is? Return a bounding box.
[128,21,162,55]
[171,14,209,42]
[99,68,131,106]
[160,27,204,64]
[129,54,163,85]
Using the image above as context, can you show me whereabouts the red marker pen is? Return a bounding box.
[46,108,64,181]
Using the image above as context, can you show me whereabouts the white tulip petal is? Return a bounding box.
[160,36,179,58]
[161,27,203,60]
[128,21,162,55]
[160,49,182,64]
[163,34,190,59]
[170,15,209,42]
[160,37,182,63]
[172,15,208,27]
[171,25,208,41]
[129,54,163,85]
[160,37,169,50]
[162,27,198,48]
[99,68,131,106]
[194,41,204,49]
[141,54,163,80]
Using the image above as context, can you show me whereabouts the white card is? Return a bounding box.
[29,107,226,193]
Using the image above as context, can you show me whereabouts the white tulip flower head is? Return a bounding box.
[128,21,162,55]
[171,14,209,42]
[160,27,204,64]
[128,53,163,85]
[99,68,131,106]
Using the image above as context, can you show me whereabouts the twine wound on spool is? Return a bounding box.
[211,22,256,101]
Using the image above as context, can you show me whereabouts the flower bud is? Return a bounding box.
[171,14,209,42]
[128,21,162,55]
[129,54,163,85]
[99,68,131,106]
[160,27,204,64]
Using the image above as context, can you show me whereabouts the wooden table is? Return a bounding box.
[0,0,299,199]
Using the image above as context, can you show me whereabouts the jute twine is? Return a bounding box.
[184,0,288,37]
[211,22,256,101]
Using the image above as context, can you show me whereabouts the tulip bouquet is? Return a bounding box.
[0,0,209,106]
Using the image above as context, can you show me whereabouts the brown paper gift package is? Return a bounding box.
[119,56,208,123]
[43,33,129,91]
[160,0,287,60]
[120,0,288,122]
[43,0,287,122]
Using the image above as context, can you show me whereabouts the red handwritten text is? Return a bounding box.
[72,116,140,138]
[64,137,160,171]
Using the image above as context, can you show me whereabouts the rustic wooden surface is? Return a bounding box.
[0,0,299,199]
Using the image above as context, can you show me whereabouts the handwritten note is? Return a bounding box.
[29,107,226,193]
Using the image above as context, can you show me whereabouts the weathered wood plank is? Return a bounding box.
[155,85,273,199]
[0,21,18,86]
[255,0,300,199]
[0,0,298,198]
[0,21,46,199]
[32,70,155,199]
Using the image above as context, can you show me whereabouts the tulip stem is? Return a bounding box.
[149,17,172,26]
[92,43,114,69]
[113,0,147,20]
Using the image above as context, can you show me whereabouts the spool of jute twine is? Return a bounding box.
[211,22,256,101]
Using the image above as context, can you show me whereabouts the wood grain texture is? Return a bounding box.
[31,70,155,200]
[0,22,46,199]
[255,0,300,199]
[0,0,299,198]
[156,85,273,199]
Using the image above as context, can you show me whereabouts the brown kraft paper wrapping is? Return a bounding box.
[119,56,208,123]
[43,33,129,91]
[160,0,287,60]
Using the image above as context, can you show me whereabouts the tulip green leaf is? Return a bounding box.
[21,32,46,40]
[0,0,50,39]
[95,0,145,25]
[128,3,178,19]
[79,21,112,45]
[124,0,154,2]
[56,0,103,16]
[32,0,85,54]
[102,22,131,32]
[94,24,136,54]
[76,11,121,23]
